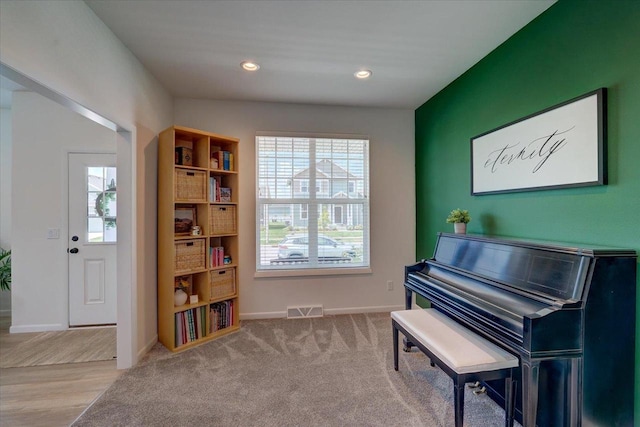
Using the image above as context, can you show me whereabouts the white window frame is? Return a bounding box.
[255,133,370,277]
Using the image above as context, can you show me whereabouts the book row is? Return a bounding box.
[210,150,234,171]
[210,246,229,267]
[175,306,207,347]
[210,300,234,333]
[209,176,232,202]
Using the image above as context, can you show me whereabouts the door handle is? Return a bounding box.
[68,248,79,254]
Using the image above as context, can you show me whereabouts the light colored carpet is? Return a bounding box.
[72,313,518,427]
[0,327,116,368]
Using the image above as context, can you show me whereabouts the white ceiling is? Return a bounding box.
[20,1,553,110]
[84,0,555,109]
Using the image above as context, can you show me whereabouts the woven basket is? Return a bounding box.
[175,239,206,273]
[210,268,236,300]
[174,168,207,202]
[209,205,237,235]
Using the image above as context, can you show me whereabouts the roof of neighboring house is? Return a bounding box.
[293,159,358,179]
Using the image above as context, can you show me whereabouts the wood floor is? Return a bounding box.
[0,316,122,427]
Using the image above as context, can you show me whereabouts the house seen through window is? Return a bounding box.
[256,135,370,271]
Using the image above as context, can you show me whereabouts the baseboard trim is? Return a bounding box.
[10,323,66,333]
[241,311,286,320]
[240,304,403,321]
[137,335,158,363]
[324,305,403,316]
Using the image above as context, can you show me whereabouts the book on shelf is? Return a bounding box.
[188,310,195,342]
[223,151,230,171]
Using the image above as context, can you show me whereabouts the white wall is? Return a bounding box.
[10,92,115,331]
[0,0,173,366]
[175,99,415,317]
[0,108,11,313]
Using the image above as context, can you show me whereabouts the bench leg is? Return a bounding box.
[393,324,399,371]
[453,378,464,427]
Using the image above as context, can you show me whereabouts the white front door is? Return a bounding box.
[68,153,117,326]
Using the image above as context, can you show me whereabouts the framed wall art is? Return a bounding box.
[471,88,607,195]
[174,206,196,235]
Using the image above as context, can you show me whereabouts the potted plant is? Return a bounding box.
[446,209,471,234]
[0,248,11,291]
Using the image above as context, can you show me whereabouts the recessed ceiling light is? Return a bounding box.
[241,61,260,71]
[354,69,372,79]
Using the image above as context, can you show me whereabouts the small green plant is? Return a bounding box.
[446,208,471,224]
[0,248,11,291]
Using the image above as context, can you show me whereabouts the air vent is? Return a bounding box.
[287,305,324,319]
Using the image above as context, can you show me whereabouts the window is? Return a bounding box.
[256,135,369,272]
[87,166,117,242]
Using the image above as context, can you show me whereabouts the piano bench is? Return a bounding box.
[391,309,519,427]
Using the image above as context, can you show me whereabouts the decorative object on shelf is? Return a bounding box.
[471,88,606,195]
[174,288,188,306]
[191,225,201,236]
[446,208,471,234]
[189,294,199,304]
[219,187,232,202]
[175,146,193,166]
[174,276,190,306]
[174,206,196,235]
[223,255,232,265]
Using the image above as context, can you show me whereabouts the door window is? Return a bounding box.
[87,166,117,242]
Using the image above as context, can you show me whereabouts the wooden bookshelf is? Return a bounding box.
[158,125,240,352]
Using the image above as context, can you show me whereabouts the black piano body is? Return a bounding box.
[404,233,636,427]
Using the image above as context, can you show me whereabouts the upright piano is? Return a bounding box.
[404,233,636,427]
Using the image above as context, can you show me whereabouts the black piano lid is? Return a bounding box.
[436,232,637,258]
[429,233,636,303]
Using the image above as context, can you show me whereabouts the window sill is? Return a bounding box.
[255,266,372,279]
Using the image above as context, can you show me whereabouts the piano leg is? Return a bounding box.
[505,376,516,427]
[405,287,413,310]
[403,288,415,351]
[522,360,540,427]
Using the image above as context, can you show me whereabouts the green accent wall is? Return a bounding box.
[415,0,640,419]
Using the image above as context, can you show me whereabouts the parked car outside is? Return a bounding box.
[278,234,356,259]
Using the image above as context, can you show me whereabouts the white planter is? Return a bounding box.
[174,288,188,306]
[454,223,467,234]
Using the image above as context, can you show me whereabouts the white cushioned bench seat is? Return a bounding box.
[391,309,518,374]
[392,308,518,427]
